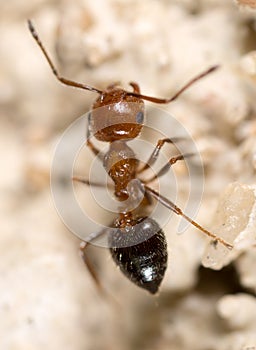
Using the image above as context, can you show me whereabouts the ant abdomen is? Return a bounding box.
[109,217,168,294]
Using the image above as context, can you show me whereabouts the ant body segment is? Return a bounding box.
[28,20,233,294]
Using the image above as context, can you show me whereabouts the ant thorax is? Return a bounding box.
[103,140,139,201]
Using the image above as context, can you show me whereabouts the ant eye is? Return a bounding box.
[136,111,144,124]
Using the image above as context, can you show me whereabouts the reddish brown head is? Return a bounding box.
[89,83,144,142]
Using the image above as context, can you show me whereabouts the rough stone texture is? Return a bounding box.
[1,1,256,350]
[202,182,256,269]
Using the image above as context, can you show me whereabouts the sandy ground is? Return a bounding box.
[1,1,256,349]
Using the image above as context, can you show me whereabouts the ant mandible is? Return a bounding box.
[28,20,233,295]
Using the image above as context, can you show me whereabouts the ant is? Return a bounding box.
[28,20,233,295]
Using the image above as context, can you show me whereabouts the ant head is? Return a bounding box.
[89,83,145,142]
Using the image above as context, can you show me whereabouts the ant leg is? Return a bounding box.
[129,82,141,93]
[144,185,233,249]
[27,20,102,94]
[80,233,119,306]
[72,176,110,187]
[86,115,105,160]
[73,180,118,303]
[86,139,104,161]
[72,176,114,190]
[138,137,187,173]
[80,241,104,292]
[143,153,195,184]
[127,65,219,104]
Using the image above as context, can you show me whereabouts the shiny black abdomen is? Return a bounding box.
[109,217,168,294]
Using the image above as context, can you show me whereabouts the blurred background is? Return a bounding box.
[1,1,256,349]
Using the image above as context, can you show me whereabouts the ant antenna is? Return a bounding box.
[127,65,219,104]
[27,19,103,94]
